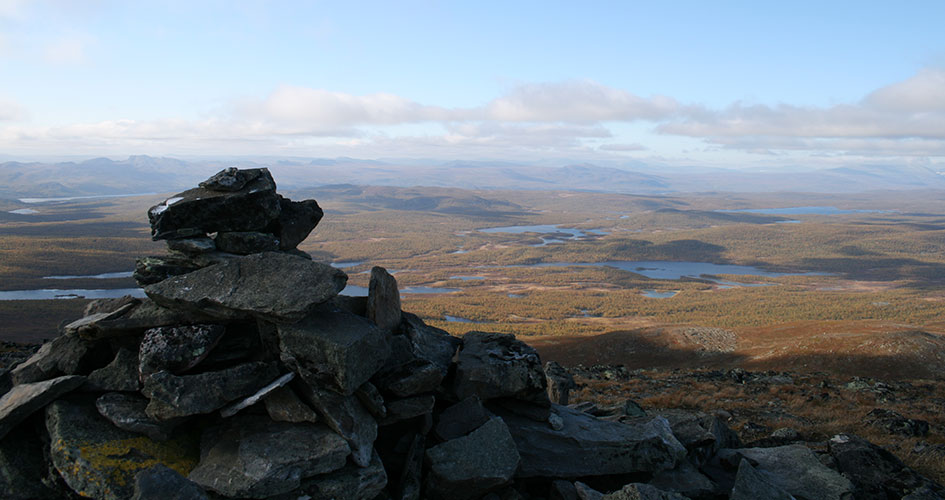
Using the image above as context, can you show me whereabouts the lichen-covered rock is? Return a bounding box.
[499,404,686,478]
[367,266,402,332]
[267,196,324,250]
[145,252,347,323]
[11,334,110,385]
[46,396,199,500]
[138,324,225,382]
[424,417,520,500]
[142,362,279,420]
[0,375,86,439]
[166,237,216,255]
[602,483,690,500]
[133,464,209,500]
[278,305,391,395]
[188,415,349,498]
[149,168,281,240]
[96,392,183,441]
[133,255,207,286]
[453,331,549,406]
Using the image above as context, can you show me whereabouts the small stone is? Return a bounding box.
[267,196,324,251]
[264,386,320,424]
[549,480,579,500]
[133,255,206,285]
[355,382,387,419]
[85,348,141,392]
[166,237,216,255]
[219,372,295,418]
[133,464,209,500]
[374,358,443,398]
[434,395,491,441]
[138,324,226,382]
[381,394,436,426]
[142,362,279,420]
[11,334,110,385]
[367,266,402,332]
[296,380,378,467]
[602,483,689,500]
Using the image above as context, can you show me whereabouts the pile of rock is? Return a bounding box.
[0,168,942,500]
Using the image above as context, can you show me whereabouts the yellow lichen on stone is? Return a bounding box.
[73,434,200,488]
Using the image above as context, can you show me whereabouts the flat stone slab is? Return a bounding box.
[96,392,182,441]
[46,396,200,500]
[278,305,391,395]
[731,444,855,500]
[425,417,520,500]
[11,334,109,384]
[142,362,279,420]
[0,375,85,439]
[145,252,347,323]
[188,415,349,498]
[500,404,686,478]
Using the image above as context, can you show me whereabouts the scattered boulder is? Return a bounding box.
[828,433,944,500]
[145,252,347,323]
[425,417,520,500]
[500,404,686,478]
[545,360,577,405]
[453,331,550,406]
[728,444,855,500]
[367,266,402,332]
[865,408,930,437]
[187,415,350,498]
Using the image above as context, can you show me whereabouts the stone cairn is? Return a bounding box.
[1,168,942,500]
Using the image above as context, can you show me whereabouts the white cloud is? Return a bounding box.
[43,35,90,65]
[599,143,647,152]
[486,80,679,122]
[0,99,25,121]
[864,68,945,112]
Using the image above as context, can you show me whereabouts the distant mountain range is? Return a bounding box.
[1,156,943,199]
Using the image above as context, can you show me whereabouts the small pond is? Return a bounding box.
[43,271,134,280]
[641,290,679,299]
[0,288,146,300]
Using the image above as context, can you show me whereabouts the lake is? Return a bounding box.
[717,206,891,215]
[444,315,481,323]
[18,193,157,204]
[43,271,134,280]
[0,288,146,300]
[479,224,608,246]
[502,260,827,285]
[339,284,461,297]
[642,290,679,298]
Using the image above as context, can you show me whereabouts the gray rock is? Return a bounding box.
[730,459,796,500]
[355,381,387,419]
[398,433,425,500]
[602,483,690,500]
[435,395,491,441]
[828,433,943,500]
[142,361,279,420]
[0,375,86,439]
[214,231,280,254]
[46,396,200,500]
[381,394,436,425]
[0,418,62,499]
[133,254,207,285]
[648,461,715,499]
[278,305,391,395]
[188,415,349,498]
[96,392,182,441]
[403,312,461,376]
[10,334,109,384]
[545,360,576,405]
[138,324,226,381]
[85,347,141,392]
[149,167,280,240]
[732,444,855,500]
[265,386,320,423]
[64,301,138,336]
[220,372,295,417]
[295,381,378,467]
[166,237,216,255]
[367,266,402,332]
[375,358,443,398]
[652,409,740,465]
[500,404,686,478]
[133,464,208,500]
[270,449,387,500]
[84,294,141,316]
[865,408,930,437]
[145,252,347,323]
[425,417,520,500]
[199,166,263,191]
[574,482,604,500]
[453,331,549,406]
[268,196,324,250]
[74,298,219,340]
[549,480,580,500]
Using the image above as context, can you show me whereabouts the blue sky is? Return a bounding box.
[1,1,944,170]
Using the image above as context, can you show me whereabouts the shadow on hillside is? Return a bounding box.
[531,329,945,381]
[800,256,945,284]
[0,221,149,238]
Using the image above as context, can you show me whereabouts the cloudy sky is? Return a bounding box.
[1,1,944,170]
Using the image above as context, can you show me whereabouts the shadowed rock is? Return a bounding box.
[268,196,324,250]
[499,404,686,478]
[729,444,854,500]
[166,236,216,255]
[425,417,520,500]
[11,334,110,385]
[0,421,62,499]
[602,483,690,500]
[142,362,279,420]
[828,433,943,500]
[149,168,280,240]
[72,298,220,340]
[145,252,347,323]
[85,347,141,392]
[0,375,86,439]
[271,450,387,500]
[730,458,795,500]
[134,255,207,285]
[434,395,491,441]
[544,360,576,405]
[133,464,209,500]
[367,266,402,332]
[278,305,391,395]
[381,394,436,426]
[295,381,378,468]
[453,331,550,406]
[265,386,320,423]
[188,415,349,498]
[403,312,461,376]
[96,392,183,441]
[138,324,226,382]
[214,231,280,254]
